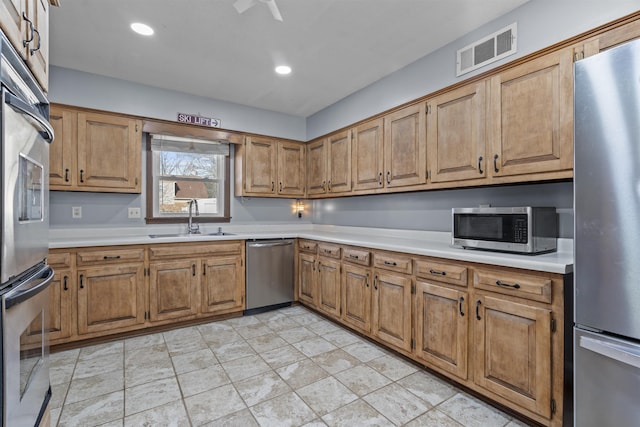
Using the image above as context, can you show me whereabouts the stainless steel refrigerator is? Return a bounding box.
[574,38,640,426]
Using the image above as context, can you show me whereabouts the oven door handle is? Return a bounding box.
[5,265,54,309]
[4,92,54,143]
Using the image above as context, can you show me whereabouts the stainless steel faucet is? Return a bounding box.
[187,199,200,234]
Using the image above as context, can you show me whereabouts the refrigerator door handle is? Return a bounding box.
[580,335,640,369]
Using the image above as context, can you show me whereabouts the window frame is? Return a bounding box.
[145,134,231,224]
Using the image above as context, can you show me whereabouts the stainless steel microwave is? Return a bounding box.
[452,207,557,254]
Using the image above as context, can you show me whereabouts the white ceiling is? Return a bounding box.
[49,0,528,117]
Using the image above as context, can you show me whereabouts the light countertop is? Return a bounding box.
[49,223,573,274]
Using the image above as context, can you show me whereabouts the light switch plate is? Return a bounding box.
[128,207,141,219]
[72,206,82,219]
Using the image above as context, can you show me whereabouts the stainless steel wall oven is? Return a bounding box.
[0,32,54,427]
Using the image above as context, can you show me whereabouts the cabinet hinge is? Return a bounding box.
[551,399,556,414]
[411,338,415,350]
[574,51,585,62]
[135,124,139,132]
[551,318,557,333]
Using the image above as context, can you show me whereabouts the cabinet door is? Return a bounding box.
[490,48,573,177]
[277,141,305,196]
[383,103,427,188]
[49,106,75,188]
[372,271,412,352]
[352,118,384,191]
[149,260,199,322]
[341,263,371,334]
[414,281,468,379]
[77,112,141,192]
[474,295,552,418]
[327,130,351,193]
[201,256,244,314]
[317,258,341,317]
[298,252,316,306]
[25,0,48,91]
[26,269,71,343]
[0,0,26,59]
[428,81,487,183]
[245,136,277,194]
[77,264,146,335]
[307,139,327,195]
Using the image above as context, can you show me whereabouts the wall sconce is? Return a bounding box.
[294,199,305,218]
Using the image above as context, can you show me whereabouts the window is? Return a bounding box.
[146,134,230,223]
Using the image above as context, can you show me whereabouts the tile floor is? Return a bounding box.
[49,305,529,427]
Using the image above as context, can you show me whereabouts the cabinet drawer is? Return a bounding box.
[473,269,552,303]
[48,252,72,269]
[149,242,242,260]
[374,252,412,274]
[77,248,145,265]
[414,259,468,287]
[298,240,318,253]
[318,243,341,259]
[343,248,371,266]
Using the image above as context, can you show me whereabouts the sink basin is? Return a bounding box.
[205,232,236,236]
[148,232,235,238]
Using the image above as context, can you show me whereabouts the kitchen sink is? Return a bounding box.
[148,232,235,238]
[205,232,236,236]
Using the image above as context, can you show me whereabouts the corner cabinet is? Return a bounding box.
[235,136,305,198]
[49,105,142,193]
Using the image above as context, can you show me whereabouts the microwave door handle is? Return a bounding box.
[4,92,54,143]
[5,266,54,309]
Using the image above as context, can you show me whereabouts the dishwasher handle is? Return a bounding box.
[248,241,294,248]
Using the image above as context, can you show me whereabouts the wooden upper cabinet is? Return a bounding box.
[0,0,27,59]
[490,48,574,178]
[307,138,327,195]
[352,118,384,191]
[244,136,277,194]
[277,141,305,196]
[49,107,75,187]
[384,103,427,188]
[327,130,351,193]
[77,112,142,191]
[428,81,487,183]
[581,18,640,58]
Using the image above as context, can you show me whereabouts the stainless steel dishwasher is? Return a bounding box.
[245,239,294,315]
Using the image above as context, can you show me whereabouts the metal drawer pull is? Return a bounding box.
[493,154,499,173]
[378,172,383,186]
[478,156,484,174]
[271,181,274,192]
[22,12,34,47]
[65,168,70,182]
[63,276,68,291]
[496,280,521,289]
[192,264,196,276]
[79,274,84,289]
[373,275,378,290]
[475,300,481,320]
[459,296,465,317]
[324,249,332,254]
[366,273,370,288]
[349,254,359,259]
[429,268,446,276]
[386,171,391,184]
[80,169,85,183]
[103,255,121,260]
[383,260,397,266]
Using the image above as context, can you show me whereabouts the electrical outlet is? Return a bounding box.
[72,206,82,219]
[128,207,141,219]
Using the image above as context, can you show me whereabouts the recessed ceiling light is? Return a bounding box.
[275,65,292,75]
[131,22,154,36]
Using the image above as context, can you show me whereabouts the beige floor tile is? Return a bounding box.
[124,353,174,388]
[276,358,329,389]
[261,344,308,369]
[125,376,182,416]
[404,409,464,427]
[311,349,360,375]
[221,354,271,382]
[363,383,430,425]
[306,320,341,335]
[57,390,124,427]
[164,331,208,357]
[184,384,247,426]
[123,332,165,352]
[225,315,261,327]
[171,348,219,375]
[123,399,189,427]
[73,352,123,381]
[297,377,358,416]
[334,365,391,396]
[397,371,457,406]
[249,391,316,427]
[366,354,418,381]
[321,399,394,427]
[235,323,274,339]
[234,370,292,406]
[291,312,324,326]
[202,329,245,347]
[50,363,75,387]
[246,333,288,353]
[51,407,62,427]
[202,408,260,427]
[51,381,69,409]
[124,343,169,365]
[292,337,337,357]
[437,393,510,427]
[78,341,123,361]
[277,326,318,344]
[212,339,256,363]
[321,329,361,348]
[66,370,124,405]
[302,420,328,427]
[341,341,386,363]
[177,364,230,397]
[265,316,304,332]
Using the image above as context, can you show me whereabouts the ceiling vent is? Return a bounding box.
[456,23,517,77]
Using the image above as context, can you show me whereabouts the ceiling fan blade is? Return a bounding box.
[264,0,283,21]
[233,0,257,14]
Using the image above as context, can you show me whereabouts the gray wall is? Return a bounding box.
[312,182,574,238]
[307,0,639,139]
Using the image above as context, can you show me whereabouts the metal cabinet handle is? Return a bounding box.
[349,254,359,260]
[30,27,41,55]
[378,172,383,186]
[493,154,499,173]
[203,264,206,276]
[386,171,391,184]
[476,300,482,320]
[496,280,521,289]
[384,260,397,266]
[459,296,465,317]
[312,260,316,271]
[65,168,70,182]
[80,169,85,183]
[271,181,275,192]
[279,182,283,192]
[373,275,378,290]
[192,264,196,276]
[366,273,370,288]
[79,274,84,289]
[63,276,69,291]
[22,12,34,47]
[103,255,121,260]
[322,180,326,191]
[478,156,484,174]
[429,268,446,276]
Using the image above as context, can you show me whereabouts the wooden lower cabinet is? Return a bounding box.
[341,263,371,334]
[26,268,72,344]
[372,270,412,353]
[474,294,553,419]
[76,264,146,335]
[298,252,317,306]
[149,259,199,321]
[316,257,341,317]
[414,281,468,380]
[201,256,244,314]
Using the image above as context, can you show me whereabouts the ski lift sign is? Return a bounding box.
[177,113,221,128]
